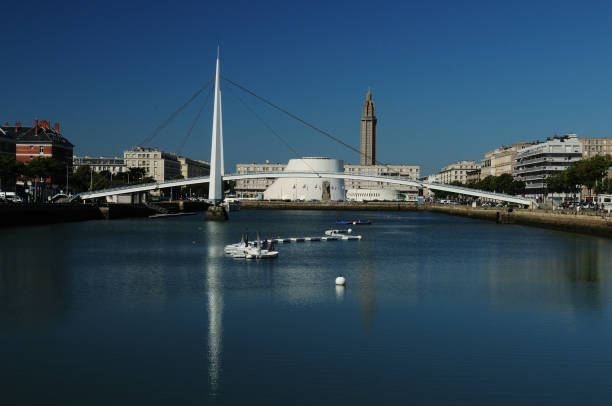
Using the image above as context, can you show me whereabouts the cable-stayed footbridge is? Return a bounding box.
[74,53,534,207]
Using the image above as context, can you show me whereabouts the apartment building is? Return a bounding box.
[579,138,612,159]
[234,162,286,197]
[438,160,480,184]
[344,164,420,193]
[480,143,534,178]
[178,157,210,179]
[513,134,582,196]
[73,156,127,174]
[123,147,181,182]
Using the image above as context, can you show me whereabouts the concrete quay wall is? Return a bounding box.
[241,201,421,211]
[0,203,105,227]
[417,205,612,238]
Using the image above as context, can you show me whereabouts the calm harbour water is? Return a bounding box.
[2,210,612,405]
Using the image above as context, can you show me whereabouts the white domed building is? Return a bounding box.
[264,157,345,201]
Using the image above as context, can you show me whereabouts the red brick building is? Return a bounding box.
[1,120,73,168]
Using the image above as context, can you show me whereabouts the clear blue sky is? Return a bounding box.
[3,0,612,174]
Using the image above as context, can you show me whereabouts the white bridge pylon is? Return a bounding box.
[76,171,533,206]
[208,48,224,204]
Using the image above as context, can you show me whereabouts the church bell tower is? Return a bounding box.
[360,89,377,166]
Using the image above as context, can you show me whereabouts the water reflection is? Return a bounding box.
[356,249,377,329]
[0,226,71,326]
[335,285,345,301]
[485,234,612,320]
[207,262,223,393]
[203,221,229,395]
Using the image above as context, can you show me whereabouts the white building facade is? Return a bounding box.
[235,162,286,198]
[438,160,481,184]
[513,134,582,197]
[178,157,210,179]
[344,164,420,193]
[123,146,181,182]
[73,156,127,174]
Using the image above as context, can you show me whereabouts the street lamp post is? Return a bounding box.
[66,164,69,195]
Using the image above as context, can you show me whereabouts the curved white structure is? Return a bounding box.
[263,157,345,201]
[75,171,534,206]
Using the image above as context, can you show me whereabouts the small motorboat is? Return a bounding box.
[245,232,279,260]
[335,220,372,225]
[224,233,251,254]
[325,228,353,236]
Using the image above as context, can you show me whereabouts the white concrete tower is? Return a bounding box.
[209,49,224,203]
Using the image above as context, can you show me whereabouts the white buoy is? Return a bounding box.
[335,276,346,286]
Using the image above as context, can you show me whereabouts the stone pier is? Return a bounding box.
[205,205,228,221]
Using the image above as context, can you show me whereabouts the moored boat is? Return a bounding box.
[335,220,372,225]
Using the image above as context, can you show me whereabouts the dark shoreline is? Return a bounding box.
[2,200,611,239]
[0,201,209,228]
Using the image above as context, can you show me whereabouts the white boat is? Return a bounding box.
[231,250,247,259]
[325,228,353,236]
[225,233,257,254]
[245,232,278,259]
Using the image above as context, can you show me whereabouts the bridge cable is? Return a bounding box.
[138,79,213,147]
[177,85,214,155]
[222,76,388,167]
[224,85,322,177]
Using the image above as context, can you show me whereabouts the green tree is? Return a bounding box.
[510,180,526,195]
[492,173,514,194]
[71,165,92,192]
[475,175,495,191]
[128,167,146,183]
[0,156,24,191]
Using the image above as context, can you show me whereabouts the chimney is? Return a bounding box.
[35,119,38,136]
[54,122,60,133]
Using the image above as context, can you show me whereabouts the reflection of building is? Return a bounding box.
[264,157,344,201]
[480,143,534,178]
[579,138,612,159]
[123,146,181,182]
[360,89,377,166]
[344,164,420,193]
[235,162,286,198]
[438,160,480,184]
[73,156,127,174]
[178,157,210,178]
[513,134,582,196]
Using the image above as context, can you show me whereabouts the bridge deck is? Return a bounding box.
[74,171,533,206]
